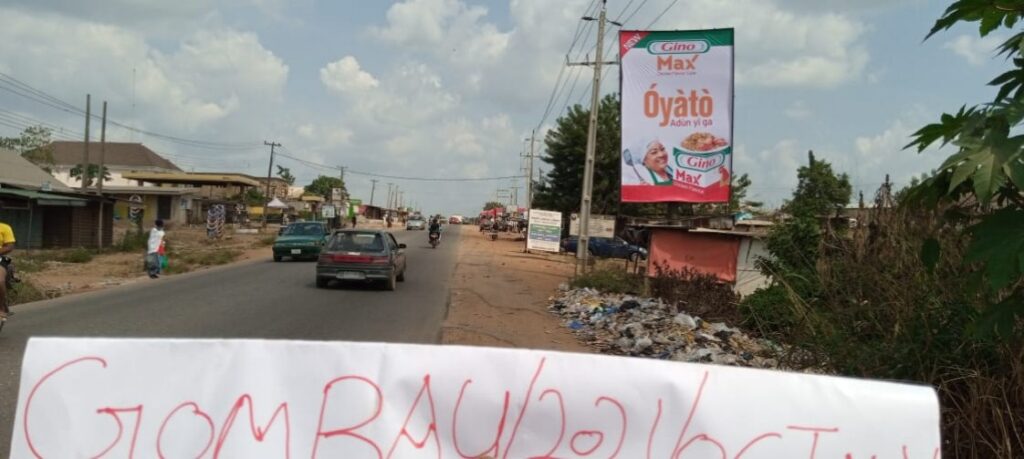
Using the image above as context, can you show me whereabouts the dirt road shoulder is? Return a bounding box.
[442,225,588,353]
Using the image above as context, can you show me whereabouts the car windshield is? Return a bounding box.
[284,224,323,236]
[330,232,385,252]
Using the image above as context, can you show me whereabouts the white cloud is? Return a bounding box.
[945,34,1004,66]
[785,100,812,119]
[320,56,380,95]
[0,9,287,134]
[371,0,510,67]
[652,0,869,88]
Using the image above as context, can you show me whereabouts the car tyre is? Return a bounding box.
[316,277,328,288]
[628,252,640,262]
[273,255,282,262]
[385,271,397,291]
[397,269,405,282]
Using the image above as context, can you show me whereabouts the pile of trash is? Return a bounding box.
[550,286,784,369]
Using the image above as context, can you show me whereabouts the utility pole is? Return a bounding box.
[509,185,521,208]
[386,183,394,210]
[262,141,281,228]
[97,101,107,248]
[81,94,90,191]
[569,0,619,275]
[369,179,378,206]
[526,130,536,210]
[338,166,346,182]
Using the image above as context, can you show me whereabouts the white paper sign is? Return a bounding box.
[12,338,941,458]
[569,213,616,239]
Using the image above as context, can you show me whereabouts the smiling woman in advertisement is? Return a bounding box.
[623,138,674,186]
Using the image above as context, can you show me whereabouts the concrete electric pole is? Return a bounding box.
[262,141,281,228]
[568,0,619,275]
[370,179,378,206]
[81,94,90,192]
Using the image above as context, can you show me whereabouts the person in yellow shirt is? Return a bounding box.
[0,221,15,317]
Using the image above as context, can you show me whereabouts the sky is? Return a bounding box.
[0,0,1009,216]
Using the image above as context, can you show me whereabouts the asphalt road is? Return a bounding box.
[0,227,459,457]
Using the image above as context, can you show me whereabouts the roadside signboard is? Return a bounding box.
[620,28,735,203]
[330,188,343,202]
[13,338,940,457]
[321,205,336,219]
[569,213,616,238]
[527,209,562,252]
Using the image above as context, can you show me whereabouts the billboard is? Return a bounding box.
[527,209,562,252]
[569,213,616,238]
[620,29,734,203]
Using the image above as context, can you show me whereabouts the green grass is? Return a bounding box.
[8,280,47,306]
[54,247,94,263]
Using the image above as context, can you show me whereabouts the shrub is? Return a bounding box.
[8,279,46,306]
[54,247,94,264]
[747,200,1023,457]
[737,284,801,337]
[116,230,149,252]
[649,263,740,323]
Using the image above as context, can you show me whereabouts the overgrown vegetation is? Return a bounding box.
[162,247,242,274]
[570,267,642,294]
[7,280,46,306]
[52,247,94,264]
[115,230,149,253]
[649,264,741,324]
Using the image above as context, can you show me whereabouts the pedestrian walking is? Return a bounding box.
[146,219,166,279]
[351,214,357,228]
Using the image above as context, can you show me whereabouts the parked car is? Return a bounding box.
[272,221,330,261]
[560,236,648,261]
[406,217,426,230]
[316,230,407,290]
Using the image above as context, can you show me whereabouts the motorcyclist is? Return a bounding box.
[0,220,16,318]
[428,217,441,242]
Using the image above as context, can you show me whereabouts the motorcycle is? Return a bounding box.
[429,231,440,249]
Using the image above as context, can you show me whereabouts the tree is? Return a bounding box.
[533,94,624,216]
[69,164,111,187]
[304,175,346,201]
[276,165,296,186]
[482,201,504,210]
[533,95,671,218]
[785,151,852,218]
[904,1,1024,336]
[696,173,762,215]
[1,125,55,172]
[242,187,265,205]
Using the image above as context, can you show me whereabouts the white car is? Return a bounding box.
[406,218,426,230]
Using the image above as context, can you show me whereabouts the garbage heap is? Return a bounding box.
[550,286,784,369]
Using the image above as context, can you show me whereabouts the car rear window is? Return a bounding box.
[284,224,324,236]
[330,232,385,252]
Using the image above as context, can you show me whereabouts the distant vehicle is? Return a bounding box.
[273,222,329,261]
[316,230,407,290]
[406,217,426,231]
[560,236,648,261]
[449,215,463,224]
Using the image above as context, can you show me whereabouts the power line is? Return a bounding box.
[620,0,650,25]
[0,72,263,150]
[644,0,681,28]
[275,150,525,182]
[534,0,600,131]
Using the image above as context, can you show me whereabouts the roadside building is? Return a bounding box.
[0,149,113,248]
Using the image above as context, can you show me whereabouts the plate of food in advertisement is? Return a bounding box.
[679,132,729,153]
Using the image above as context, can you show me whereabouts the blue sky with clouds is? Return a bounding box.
[0,0,1010,215]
